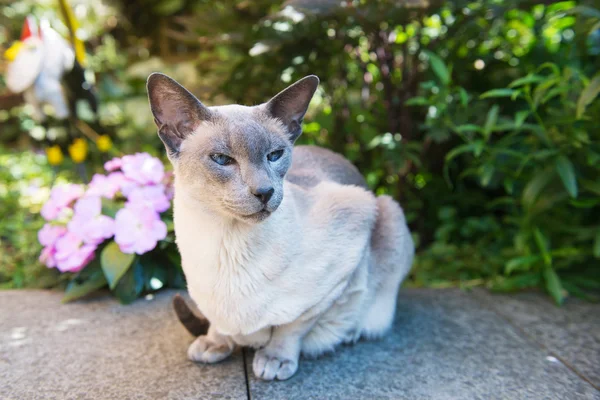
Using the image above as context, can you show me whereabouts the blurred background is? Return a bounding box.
[0,0,599,304]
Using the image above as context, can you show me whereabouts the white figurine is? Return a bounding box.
[4,16,75,121]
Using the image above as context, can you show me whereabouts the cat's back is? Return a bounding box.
[287,145,367,189]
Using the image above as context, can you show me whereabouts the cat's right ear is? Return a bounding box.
[147,73,212,158]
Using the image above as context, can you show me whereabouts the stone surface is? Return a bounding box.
[246,289,599,400]
[475,289,600,389]
[1,288,599,400]
[0,290,247,400]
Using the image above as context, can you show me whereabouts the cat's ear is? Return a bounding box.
[265,75,319,142]
[147,73,212,158]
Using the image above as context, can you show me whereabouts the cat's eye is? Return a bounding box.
[267,149,284,162]
[210,153,234,166]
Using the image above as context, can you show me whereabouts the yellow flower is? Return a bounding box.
[46,145,64,166]
[4,41,23,62]
[68,138,88,163]
[96,135,112,152]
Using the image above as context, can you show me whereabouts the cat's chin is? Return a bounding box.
[238,209,272,223]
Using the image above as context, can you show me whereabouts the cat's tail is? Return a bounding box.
[172,294,210,336]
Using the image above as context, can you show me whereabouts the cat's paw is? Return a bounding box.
[188,335,232,364]
[252,349,298,381]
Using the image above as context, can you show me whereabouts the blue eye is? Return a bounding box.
[267,149,284,162]
[210,153,234,166]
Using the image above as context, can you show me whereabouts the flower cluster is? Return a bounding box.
[38,153,172,272]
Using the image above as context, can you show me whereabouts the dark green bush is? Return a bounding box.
[1,0,599,303]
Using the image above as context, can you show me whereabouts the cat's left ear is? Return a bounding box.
[264,75,319,142]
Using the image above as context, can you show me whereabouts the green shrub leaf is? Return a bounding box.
[554,156,578,198]
[445,141,484,163]
[543,266,565,306]
[515,110,529,127]
[509,74,544,88]
[533,228,552,266]
[101,241,135,289]
[405,96,429,106]
[62,263,107,303]
[522,168,554,208]
[114,260,145,304]
[576,73,600,119]
[505,255,541,274]
[424,50,450,85]
[480,89,515,99]
[483,105,499,139]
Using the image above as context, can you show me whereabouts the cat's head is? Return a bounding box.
[147,73,318,223]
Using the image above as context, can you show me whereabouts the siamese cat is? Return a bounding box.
[147,73,414,381]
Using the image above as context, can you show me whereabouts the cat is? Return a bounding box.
[147,73,414,381]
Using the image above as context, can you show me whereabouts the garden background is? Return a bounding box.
[0,0,599,305]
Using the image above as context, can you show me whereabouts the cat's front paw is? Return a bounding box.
[188,335,233,364]
[252,349,298,381]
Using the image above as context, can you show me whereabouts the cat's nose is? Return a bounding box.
[252,186,274,204]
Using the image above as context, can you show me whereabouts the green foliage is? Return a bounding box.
[1,0,600,303]
[0,149,62,289]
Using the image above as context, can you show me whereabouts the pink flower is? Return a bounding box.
[104,157,122,172]
[41,184,85,221]
[54,232,96,272]
[38,224,67,268]
[68,196,115,245]
[114,204,167,255]
[39,246,58,268]
[126,185,170,213]
[121,153,164,185]
[87,174,120,199]
[38,224,67,246]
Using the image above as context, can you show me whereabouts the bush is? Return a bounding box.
[1,0,599,303]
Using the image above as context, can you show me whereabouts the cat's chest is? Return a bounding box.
[175,217,280,334]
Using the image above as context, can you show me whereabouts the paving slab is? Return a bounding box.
[246,289,599,400]
[475,289,600,390]
[0,290,247,400]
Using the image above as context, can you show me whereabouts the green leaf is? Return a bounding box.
[458,87,469,106]
[543,266,565,306]
[505,255,541,275]
[515,110,529,127]
[480,89,515,99]
[405,96,429,106]
[445,141,484,163]
[594,230,600,258]
[554,156,578,198]
[100,241,135,289]
[62,263,107,303]
[509,74,544,88]
[576,74,600,119]
[480,164,494,187]
[424,50,450,85]
[139,253,169,291]
[522,168,554,208]
[114,260,145,304]
[453,124,481,134]
[537,62,560,77]
[541,86,569,104]
[483,105,499,140]
[533,228,552,266]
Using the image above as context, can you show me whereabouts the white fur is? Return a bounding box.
[175,173,414,380]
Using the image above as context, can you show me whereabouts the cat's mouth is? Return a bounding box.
[240,208,272,222]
